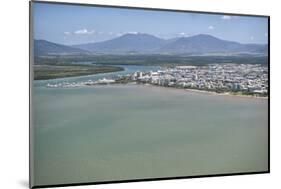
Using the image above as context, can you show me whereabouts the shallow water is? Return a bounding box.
[32,84,268,186]
[33,64,160,87]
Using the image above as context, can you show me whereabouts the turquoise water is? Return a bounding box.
[34,65,160,87]
[31,66,268,186]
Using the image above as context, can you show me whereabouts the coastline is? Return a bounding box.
[34,63,268,100]
[121,83,268,100]
[183,88,268,99]
[39,76,268,100]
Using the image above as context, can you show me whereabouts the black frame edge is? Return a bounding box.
[267,16,270,173]
[31,0,270,18]
[31,171,270,189]
[29,1,32,188]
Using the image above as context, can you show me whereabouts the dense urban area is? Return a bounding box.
[47,63,268,97]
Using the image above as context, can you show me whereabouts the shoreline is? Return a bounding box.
[40,79,268,100]
[34,65,124,81]
[120,83,268,100]
[183,87,268,99]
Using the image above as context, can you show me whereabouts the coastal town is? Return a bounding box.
[47,63,268,97]
[128,63,268,96]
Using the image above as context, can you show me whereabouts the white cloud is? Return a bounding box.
[126,31,139,34]
[250,36,255,41]
[178,32,189,37]
[74,29,95,35]
[221,15,232,20]
[75,29,87,34]
[64,31,71,35]
[208,25,215,30]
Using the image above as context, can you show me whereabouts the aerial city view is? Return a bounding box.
[46,63,268,97]
[31,2,269,187]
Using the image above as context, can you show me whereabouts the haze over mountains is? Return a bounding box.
[35,33,268,56]
[34,40,90,56]
[73,33,167,54]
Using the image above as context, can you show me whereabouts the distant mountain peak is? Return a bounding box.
[193,34,218,38]
[35,33,267,56]
[118,32,162,39]
[159,34,266,54]
[183,34,223,41]
[72,33,165,53]
[34,39,89,56]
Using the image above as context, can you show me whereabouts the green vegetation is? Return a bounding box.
[34,64,124,80]
[33,54,268,81]
[35,54,268,66]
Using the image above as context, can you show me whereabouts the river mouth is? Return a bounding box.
[33,64,160,87]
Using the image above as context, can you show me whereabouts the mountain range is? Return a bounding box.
[34,33,268,56]
[34,39,90,56]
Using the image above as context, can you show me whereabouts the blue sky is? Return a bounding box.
[33,2,268,45]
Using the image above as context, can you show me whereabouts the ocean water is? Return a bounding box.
[31,84,268,186]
